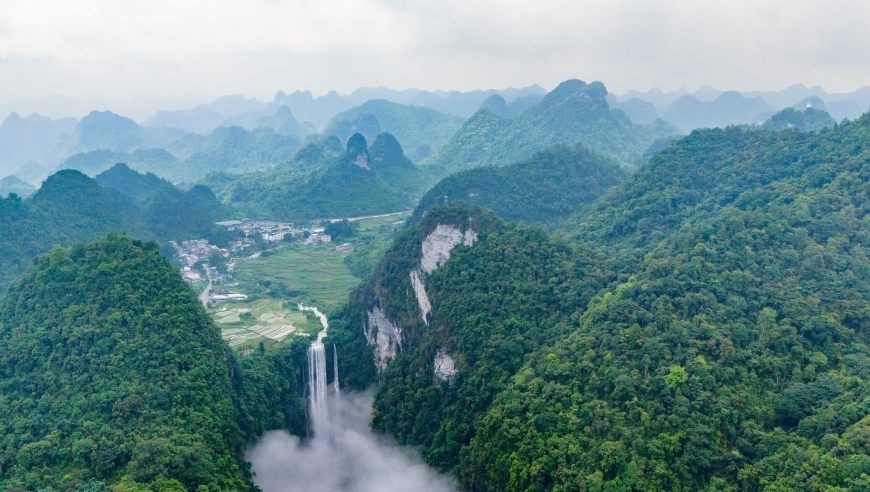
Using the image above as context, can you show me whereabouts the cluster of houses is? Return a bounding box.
[216,219,297,243]
[173,239,214,268]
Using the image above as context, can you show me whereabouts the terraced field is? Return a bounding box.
[209,299,320,350]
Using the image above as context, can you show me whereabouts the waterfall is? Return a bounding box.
[307,342,328,438]
[303,304,332,439]
[333,344,340,396]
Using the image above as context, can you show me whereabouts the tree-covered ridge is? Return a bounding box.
[203,133,435,220]
[762,107,836,132]
[0,170,131,293]
[466,204,870,490]
[0,235,307,491]
[566,115,870,253]
[0,166,232,294]
[95,164,234,245]
[410,142,627,226]
[336,112,870,489]
[422,79,678,175]
[323,99,466,162]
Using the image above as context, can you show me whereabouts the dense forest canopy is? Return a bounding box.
[331,112,870,490]
[0,235,305,490]
[0,166,232,294]
[0,235,308,491]
[410,142,627,226]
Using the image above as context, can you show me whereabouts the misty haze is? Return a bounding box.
[2,1,870,491]
[247,391,456,492]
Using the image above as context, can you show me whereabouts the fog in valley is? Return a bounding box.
[247,391,457,492]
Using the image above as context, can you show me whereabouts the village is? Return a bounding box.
[171,217,355,307]
[165,211,407,355]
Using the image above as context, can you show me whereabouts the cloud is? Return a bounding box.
[0,0,869,105]
[246,390,457,492]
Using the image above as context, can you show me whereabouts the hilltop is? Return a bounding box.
[423,79,678,174]
[323,99,465,162]
[0,166,231,293]
[0,234,307,490]
[411,142,627,225]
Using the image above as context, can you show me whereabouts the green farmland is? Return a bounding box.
[232,242,361,311]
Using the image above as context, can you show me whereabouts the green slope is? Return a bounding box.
[96,164,234,245]
[0,166,232,294]
[0,170,132,293]
[0,235,307,490]
[334,112,870,490]
[423,79,678,175]
[763,107,837,132]
[410,142,627,225]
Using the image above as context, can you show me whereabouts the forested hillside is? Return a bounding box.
[0,235,307,490]
[763,106,836,132]
[323,99,465,161]
[333,112,870,490]
[410,142,627,225]
[0,167,231,294]
[0,170,130,293]
[422,79,678,175]
[203,133,433,220]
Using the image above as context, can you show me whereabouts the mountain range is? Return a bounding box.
[422,79,678,174]
[615,83,870,128]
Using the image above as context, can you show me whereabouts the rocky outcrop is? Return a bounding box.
[365,307,402,370]
[352,152,370,169]
[410,224,477,325]
[366,222,479,370]
[410,269,431,325]
[434,349,457,381]
[421,224,477,273]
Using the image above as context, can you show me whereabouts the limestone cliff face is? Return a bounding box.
[420,224,478,274]
[365,306,401,370]
[366,223,477,371]
[329,203,499,388]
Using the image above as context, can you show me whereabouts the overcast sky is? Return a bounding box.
[2,0,869,105]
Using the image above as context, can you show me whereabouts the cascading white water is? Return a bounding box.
[333,344,340,396]
[303,304,333,439]
[307,342,329,438]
